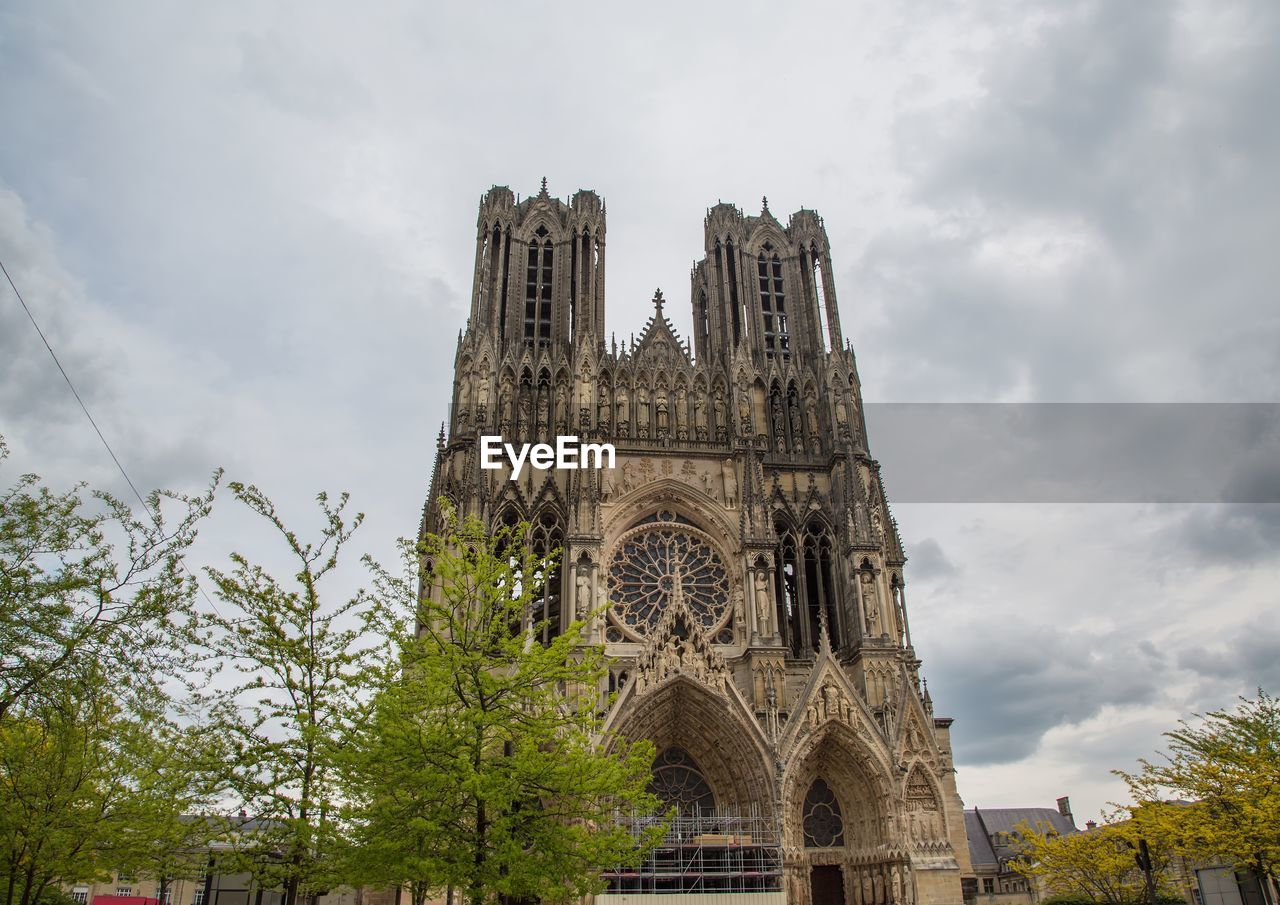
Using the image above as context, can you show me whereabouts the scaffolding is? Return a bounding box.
[603,812,783,895]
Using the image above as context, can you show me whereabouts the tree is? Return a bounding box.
[0,438,221,905]
[341,508,664,905]
[1007,819,1179,905]
[1117,690,1280,904]
[0,436,219,721]
[193,482,397,905]
[0,663,218,905]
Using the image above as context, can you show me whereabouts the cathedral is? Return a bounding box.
[421,182,972,905]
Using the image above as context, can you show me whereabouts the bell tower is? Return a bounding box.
[469,180,606,357]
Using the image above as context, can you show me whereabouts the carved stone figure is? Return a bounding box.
[575,571,590,619]
[861,571,879,634]
[721,459,738,508]
[655,388,668,431]
[754,571,771,634]
[805,394,819,434]
[616,386,629,424]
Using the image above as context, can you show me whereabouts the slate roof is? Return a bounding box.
[965,807,1079,871]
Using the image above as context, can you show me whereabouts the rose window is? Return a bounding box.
[608,521,729,638]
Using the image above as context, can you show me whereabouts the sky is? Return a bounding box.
[1,0,1278,825]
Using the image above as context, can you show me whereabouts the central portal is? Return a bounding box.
[810,865,844,905]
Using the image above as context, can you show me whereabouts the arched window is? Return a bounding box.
[811,242,831,353]
[528,510,563,645]
[650,747,716,818]
[758,247,789,358]
[725,239,742,345]
[803,521,839,650]
[698,289,709,354]
[774,519,803,657]
[803,778,845,847]
[523,226,554,343]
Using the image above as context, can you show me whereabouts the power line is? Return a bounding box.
[1,253,225,619]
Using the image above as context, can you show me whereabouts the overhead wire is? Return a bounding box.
[1,253,226,620]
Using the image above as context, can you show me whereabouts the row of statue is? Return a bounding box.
[452,363,864,450]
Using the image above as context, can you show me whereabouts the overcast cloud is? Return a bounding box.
[2,0,1277,823]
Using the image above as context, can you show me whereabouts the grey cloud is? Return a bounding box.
[1175,624,1280,697]
[930,623,1161,765]
[904,537,958,581]
[856,0,1280,404]
[1162,504,1280,565]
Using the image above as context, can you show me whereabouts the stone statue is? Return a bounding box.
[616,386,629,423]
[721,459,738,508]
[713,389,725,425]
[575,571,591,620]
[805,394,819,434]
[861,572,878,634]
[675,387,687,428]
[477,372,491,408]
[753,571,771,633]
[732,586,745,628]
[655,388,668,430]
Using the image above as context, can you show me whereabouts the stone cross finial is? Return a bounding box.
[539,176,549,196]
[653,288,664,313]
[762,195,769,212]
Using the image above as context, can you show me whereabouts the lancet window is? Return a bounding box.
[523,225,554,343]
[758,248,789,358]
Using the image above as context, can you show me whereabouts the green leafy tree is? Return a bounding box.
[194,483,396,905]
[0,665,218,905]
[0,439,220,905]
[1117,690,1280,902]
[0,437,219,721]
[341,508,664,905]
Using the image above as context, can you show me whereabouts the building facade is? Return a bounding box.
[421,183,972,905]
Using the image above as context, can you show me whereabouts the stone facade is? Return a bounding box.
[421,182,972,905]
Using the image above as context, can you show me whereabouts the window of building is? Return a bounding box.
[194,890,205,905]
[811,242,831,353]
[523,226,553,343]
[528,509,563,646]
[802,777,845,847]
[649,746,715,818]
[116,888,132,897]
[72,890,89,904]
[757,249,789,358]
[983,879,995,894]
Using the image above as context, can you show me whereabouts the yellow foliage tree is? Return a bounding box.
[1116,690,1280,903]
[1007,819,1177,905]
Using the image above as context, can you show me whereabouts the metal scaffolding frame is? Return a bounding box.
[603,812,783,895]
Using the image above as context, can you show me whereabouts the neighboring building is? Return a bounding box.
[421,183,973,904]
[962,799,1078,905]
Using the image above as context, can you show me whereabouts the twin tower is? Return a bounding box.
[424,182,972,905]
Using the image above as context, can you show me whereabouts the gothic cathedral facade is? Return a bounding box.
[421,183,972,905]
